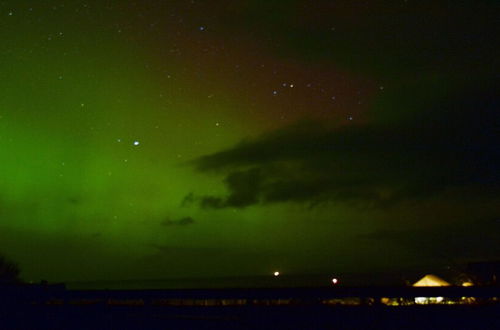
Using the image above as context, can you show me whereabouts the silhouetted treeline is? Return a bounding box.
[0,254,20,284]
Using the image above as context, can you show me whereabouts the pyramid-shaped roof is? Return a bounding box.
[413,274,451,287]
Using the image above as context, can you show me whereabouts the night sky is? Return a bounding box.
[0,0,499,283]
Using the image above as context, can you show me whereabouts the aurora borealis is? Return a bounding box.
[0,1,498,283]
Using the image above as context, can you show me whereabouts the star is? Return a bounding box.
[133,141,140,146]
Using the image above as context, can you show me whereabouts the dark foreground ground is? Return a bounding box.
[1,286,499,329]
[1,304,499,329]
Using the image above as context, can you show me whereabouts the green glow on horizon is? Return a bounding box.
[0,1,498,283]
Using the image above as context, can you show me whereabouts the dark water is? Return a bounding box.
[65,272,411,290]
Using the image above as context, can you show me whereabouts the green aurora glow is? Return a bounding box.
[0,1,498,283]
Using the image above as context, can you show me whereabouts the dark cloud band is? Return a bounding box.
[188,87,499,209]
